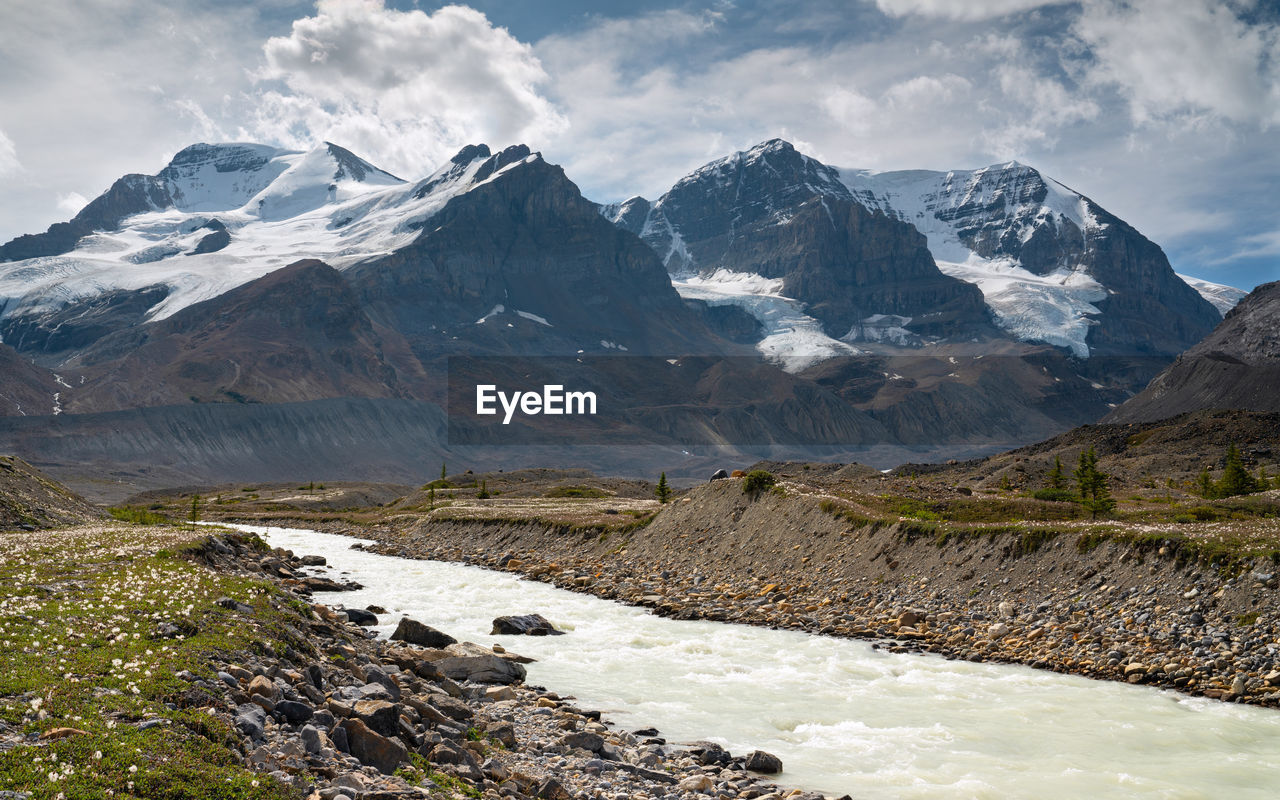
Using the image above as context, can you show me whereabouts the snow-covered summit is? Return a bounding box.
[1177,273,1247,315]
[0,141,543,328]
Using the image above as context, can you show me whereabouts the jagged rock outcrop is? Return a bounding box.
[1105,281,1280,422]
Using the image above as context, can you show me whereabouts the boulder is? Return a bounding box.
[536,777,572,800]
[559,731,604,754]
[390,617,458,648]
[234,704,266,741]
[343,607,378,626]
[436,643,527,685]
[744,750,783,774]
[338,718,407,775]
[491,614,564,636]
[247,675,279,701]
[353,700,400,737]
[275,700,314,725]
[709,469,729,481]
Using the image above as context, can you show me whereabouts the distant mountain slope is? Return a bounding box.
[59,259,427,412]
[1177,274,1248,316]
[0,455,101,530]
[606,139,1222,361]
[349,145,723,359]
[0,343,60,417]
[603,140,993,361]
[1105,281,1280,423]
[843,161,1223,358]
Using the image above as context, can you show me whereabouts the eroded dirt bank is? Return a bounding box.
[287,481,1280,708]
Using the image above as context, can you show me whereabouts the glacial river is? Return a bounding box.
[240,524,1280,799]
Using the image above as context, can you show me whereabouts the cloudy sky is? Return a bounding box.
[2,0,1277,290]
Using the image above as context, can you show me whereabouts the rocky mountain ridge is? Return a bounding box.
[1105,281,1280,423]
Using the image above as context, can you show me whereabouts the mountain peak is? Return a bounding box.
[160,142,295,176]
[746,138,795,155]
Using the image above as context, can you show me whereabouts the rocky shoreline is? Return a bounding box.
[246,481,1280,712]
[192,531,812,800]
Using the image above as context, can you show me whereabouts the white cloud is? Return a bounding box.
[55,191,87,213]
[1214,228,1280,263]
[874,0,1066,22]
[1074,0,1280,126]
[0,129,18,176]
[247,0,566,178]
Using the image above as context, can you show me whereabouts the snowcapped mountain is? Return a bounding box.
[607,140,1224,362]
[1176,273,1248,316]
[0,135,1250,492]
[841,161,1223,358]
[603,139,991,370]
[0,142,538,340]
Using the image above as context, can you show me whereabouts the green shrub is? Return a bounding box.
[108,506,172,525]
[1033,488,1077,502]
[742,470,776,497]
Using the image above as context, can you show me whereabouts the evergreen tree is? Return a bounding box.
[428,486,436,511]
[655,472,671,504]
[1197,466,1216,499]
[1047,456,1066,490]
[1217,444,1261,497]
[477,480,490,499]
[189,494,201,530]
[1074,448,1115,518]
[441,462,448,481]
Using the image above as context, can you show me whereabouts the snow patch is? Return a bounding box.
[1177,273,1247,316]
[515,310,551,327]
[0,143,513,324]
[842,314,917,347]
[674,268,861,372]
[936,258,1105,358]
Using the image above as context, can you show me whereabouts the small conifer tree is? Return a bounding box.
[1047,456,1066,489]
[1217,444,1261,498]
[656,472,671,503]
[1074,448,1115,518]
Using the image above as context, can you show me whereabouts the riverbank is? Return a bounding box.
[0,523,804,800]
[234,479,1280,710]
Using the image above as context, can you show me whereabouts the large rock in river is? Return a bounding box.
[491,614,564,636]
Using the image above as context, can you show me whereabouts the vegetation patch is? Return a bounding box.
[0,525,312,798]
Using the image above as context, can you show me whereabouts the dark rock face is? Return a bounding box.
[189,229,230,255]
[0,174,173,262]
[0,285,170,357]
[617,140,990,340]
[391,617,457,648]
[1078,203,1223,357]
[491,614,564,636]
[1106,281,1280,423]
[0,343,59,417]
[350,147,724,357]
